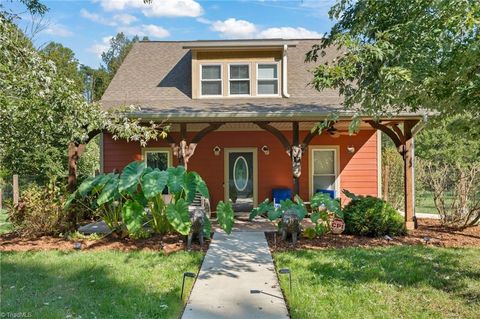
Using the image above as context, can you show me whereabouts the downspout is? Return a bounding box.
[282,44,290,98]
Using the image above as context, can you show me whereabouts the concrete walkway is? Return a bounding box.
[182,231,289,319]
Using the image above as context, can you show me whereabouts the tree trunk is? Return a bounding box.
[67,143,86,193]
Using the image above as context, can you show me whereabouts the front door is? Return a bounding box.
[225,148,257,212]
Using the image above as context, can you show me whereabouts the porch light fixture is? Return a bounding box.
[278,268,292,291]
[261,145,270,155]
[347,145,355,154]
[181,272,196,302]
[213,146,221,156]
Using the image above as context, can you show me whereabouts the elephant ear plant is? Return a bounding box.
[249,195,307,243]
[66,161,234,238]
[310,192,343,235]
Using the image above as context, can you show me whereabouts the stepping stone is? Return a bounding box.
[182,231,289,319]
[78,221,111,235]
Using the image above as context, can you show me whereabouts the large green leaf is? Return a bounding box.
[249,198,275,220]
[118,161,146,194]
[97,178,120,206]
[267,209,283,221]
[184,172,198,204]
[91,174,115,195]
[122,199,145,236]
[77,175,104,197]
[141,169,168,199]
[192,172,210,198]
[167,166,185,195]
[64,190,78,209]
[216,201,234,234]
[203,217,212,239]
[311,192,341,216]
[166,198,191,235]
[293,195,308,220]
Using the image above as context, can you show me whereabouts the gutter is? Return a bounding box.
[282,44,290,98]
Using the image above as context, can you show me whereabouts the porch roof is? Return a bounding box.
[101,98,425,122]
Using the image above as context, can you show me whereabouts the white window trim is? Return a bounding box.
[142,147,172,169]
[309,146,340,198]
[228,63,251,97]
[200,63,223,98]
[256,62,280,97]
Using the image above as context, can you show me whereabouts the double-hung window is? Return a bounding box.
[143,148,171,170]
[257,63,279,95]
[229,64,250,95]
[311,148,338,196]
[201,64,222,96]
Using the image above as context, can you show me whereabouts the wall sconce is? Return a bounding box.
[347,145,355,154]
[261,145,270,155]
[213,146,221,156]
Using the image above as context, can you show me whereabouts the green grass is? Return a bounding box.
[0,208,13,234]
[416,191,455,215]
[1,250,203,318]
[274,247,480,319]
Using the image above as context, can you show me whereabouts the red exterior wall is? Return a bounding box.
[102,129,379,207]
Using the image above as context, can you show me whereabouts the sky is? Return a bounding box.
[7,0,336,67]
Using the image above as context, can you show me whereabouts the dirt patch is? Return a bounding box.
[267,219,480,252]
[0,232,210,253]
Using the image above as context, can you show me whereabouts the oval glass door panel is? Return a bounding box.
[233,156,249,191]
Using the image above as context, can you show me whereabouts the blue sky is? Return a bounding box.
[8,0,336,67]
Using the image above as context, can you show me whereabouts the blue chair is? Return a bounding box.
[316,189,336,199]
[272,188,292,207]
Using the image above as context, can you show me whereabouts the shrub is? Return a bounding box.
[9,181,73,237]
[343,195,406,237]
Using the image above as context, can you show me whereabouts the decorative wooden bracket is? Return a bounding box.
[254,122,291,152]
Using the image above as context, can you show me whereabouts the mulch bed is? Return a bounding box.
[0,232,210,253]
[1,219,479,253]
[267,219,480,252]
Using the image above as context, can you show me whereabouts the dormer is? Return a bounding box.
[183,40,298,99]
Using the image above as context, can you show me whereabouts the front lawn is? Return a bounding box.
[274,246,480,319]
[0,250,203,318]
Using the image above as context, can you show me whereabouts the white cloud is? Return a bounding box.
[211,18,257,39]
[43,24,73,37]
[209,18,322,40]
[97,0,203,18]
[257,27,322,39]
[80,9,136,26]
[118,24,170,39]
[113,13,137,25]
[87,36,113,57]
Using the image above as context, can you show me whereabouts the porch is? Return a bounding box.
[101,117,424,230]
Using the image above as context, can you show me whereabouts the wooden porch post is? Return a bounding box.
[367,120,418,230]
[292,122,300,196]
[403,121,416,230]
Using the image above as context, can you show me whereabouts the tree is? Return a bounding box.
[307,0,480,120]
[41,42,84,93]
[0,17,165,187]
[79,65,110,102]
[415,114,480,227]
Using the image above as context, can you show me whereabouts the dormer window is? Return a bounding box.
[229,64,250,96]
[257,63,279,96]
[201,64,222,96]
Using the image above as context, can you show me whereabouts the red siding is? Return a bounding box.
[102,129,379,207]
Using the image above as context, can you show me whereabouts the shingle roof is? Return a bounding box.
[100,39,422,121]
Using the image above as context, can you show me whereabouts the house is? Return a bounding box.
[100,39,425,229]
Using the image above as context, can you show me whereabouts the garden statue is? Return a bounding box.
[187,208,205,250]
[281,209,301,244]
